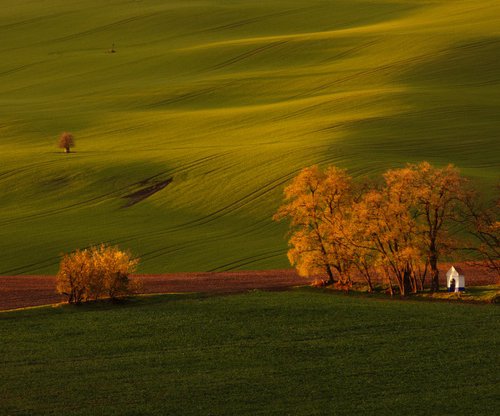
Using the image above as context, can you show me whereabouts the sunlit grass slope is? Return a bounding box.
[1,290,499,415]
[0,1,499,274]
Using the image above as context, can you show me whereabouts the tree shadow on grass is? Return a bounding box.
[58,292,207,312]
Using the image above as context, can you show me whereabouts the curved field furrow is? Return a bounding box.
[146,85,228,109]
[208,249,285,272]
[0,160,65,182]
[0,257,61,276]
[319,39,381,64]
[289,53,445,101]
[0,10,72,33]
[48,13,157,44]
[0,60,49,77]
[207,41,289,72]
[196,6,318,35]
[138,242,198,264]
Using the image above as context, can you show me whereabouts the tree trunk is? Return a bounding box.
[385,271,394,296]
[365,278,373,293]
[65,147,70,153]
[409,273,418,294]
[427,234,441,292]
[325,262,335,284]
[358,263,374,292]
[403,267,412,296]
[397,275,406,296]
[316,231,334,284]
[429,254,439,292]
[418,264,428,292]
[312,214,335,285]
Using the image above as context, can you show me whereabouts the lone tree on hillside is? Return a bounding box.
[58,132,75,153]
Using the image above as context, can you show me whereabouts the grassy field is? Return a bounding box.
[0,289,498,415]
[0,1,499,274]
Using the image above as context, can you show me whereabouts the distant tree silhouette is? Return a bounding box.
[58,132,75,153]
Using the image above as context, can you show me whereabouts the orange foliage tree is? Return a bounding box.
[56,244,140,304]
[274,166,356,287]
[386,162,468,291]
[355,178,423,296]
[56,249,93,304]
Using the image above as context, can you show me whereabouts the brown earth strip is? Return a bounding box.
[0,270,313,311]
[0,275,63,311]
[0,264,497,312]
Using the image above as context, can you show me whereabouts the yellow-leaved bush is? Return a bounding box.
[56,244,141,304]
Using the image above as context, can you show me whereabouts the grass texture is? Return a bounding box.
[1,289,499,415]
[0,1,499,273]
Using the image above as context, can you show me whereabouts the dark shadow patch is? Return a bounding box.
[122,178,173,208]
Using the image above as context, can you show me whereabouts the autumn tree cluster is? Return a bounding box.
[56,244,141,304]
[275,162,498,295]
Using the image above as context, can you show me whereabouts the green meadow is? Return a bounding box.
[0,290,498,415]
[0,0,499,274]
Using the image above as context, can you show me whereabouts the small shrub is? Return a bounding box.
[56,244,140,304]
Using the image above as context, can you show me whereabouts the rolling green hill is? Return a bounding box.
[0,0,499,274]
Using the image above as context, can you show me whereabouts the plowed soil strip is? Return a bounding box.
[1,264,497,312]
[0,270,313,311]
